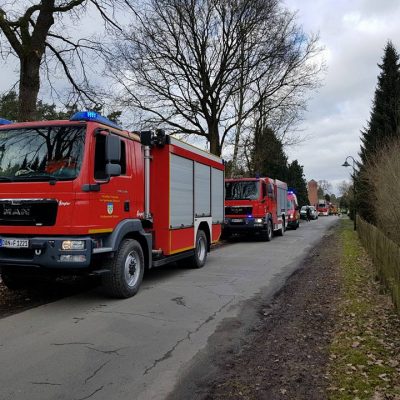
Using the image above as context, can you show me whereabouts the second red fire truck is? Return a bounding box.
[223,177,288,241]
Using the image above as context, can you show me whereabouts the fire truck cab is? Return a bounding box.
[223,177,287,241]
[0,112,224,298]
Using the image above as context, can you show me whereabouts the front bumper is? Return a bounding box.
[287,218,299,227]
[0,236,94,269]
[223,217,266,233]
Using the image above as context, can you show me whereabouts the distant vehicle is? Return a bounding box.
[300,205,318,220]
[329,204,338,215]
[309,206,318,220]
[300,206,308,220]
[317,199,329,216]
[287,191,300,229]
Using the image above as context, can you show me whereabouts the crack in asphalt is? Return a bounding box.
[76,386,104,400]
[97,310,177,323]
[52,342,94,346]
[143,296,236,376]
[30,381,62,386]
[85,360,111,383]
[86,346,125,355]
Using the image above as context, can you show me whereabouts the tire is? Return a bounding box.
[276,218,285,236]
[102,239,144,298]
[262,219,273,242]
[189,230,208,268]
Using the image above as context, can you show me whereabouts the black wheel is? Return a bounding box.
[262,219,273,241]
[276,218,285,236]
[102,239,144,298]
[189,230,208,268]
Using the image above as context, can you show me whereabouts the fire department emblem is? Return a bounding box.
[107,202,114,215]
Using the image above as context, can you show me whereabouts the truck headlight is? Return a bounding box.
[254,218,264,223]
[61,240,85,250]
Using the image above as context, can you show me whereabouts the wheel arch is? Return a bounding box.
[105,219,152,269]
[198,221,211,252]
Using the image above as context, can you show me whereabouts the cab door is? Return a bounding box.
[90,132,132,232]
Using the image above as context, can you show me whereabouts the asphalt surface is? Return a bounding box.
[0,217,338,400]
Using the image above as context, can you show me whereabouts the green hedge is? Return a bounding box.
[357,216,400,310]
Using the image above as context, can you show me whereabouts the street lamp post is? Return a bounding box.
[342,156,357,231]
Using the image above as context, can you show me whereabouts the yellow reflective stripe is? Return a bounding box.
[88,228,113,234]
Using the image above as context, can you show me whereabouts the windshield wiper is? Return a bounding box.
[0,176,13,182]
[13,173,58,182]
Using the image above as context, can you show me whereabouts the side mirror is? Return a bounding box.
[105,163,121,177]
[106,135,121,163]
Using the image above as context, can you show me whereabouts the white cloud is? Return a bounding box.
[283,0,400,194]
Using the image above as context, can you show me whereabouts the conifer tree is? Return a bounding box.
[286,160,308,207]
[360,42,400,159]
[248,126,288,181]
[358,41,400,223]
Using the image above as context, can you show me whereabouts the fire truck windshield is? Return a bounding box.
[225,181,260,200]
[0,125,85,182]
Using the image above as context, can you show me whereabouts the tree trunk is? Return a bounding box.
[209,125,221,156]
[18,54,41,121]
[231,39,246,177]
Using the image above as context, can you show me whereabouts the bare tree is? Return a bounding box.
[0,0,123,121]
[318,179,332,195]
[338,180,352,197]
[107,0,323,156]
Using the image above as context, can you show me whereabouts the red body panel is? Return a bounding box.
[212,224,222,243]
[150,140,224,255]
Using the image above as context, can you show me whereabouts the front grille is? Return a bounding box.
[0,199,58,226]
[225,206,252,216]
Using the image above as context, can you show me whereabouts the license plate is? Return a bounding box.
[231,218,243,223]
[0,238,29,248]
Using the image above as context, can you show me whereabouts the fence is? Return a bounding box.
[357,216,400,310]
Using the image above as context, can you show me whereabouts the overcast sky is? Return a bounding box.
[1,1,400,194]
[283,0,400,193]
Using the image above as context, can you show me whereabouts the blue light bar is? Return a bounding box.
[70,111,122,130]
[0,118,12,125]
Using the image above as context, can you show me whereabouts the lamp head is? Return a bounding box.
[342,160,351,167]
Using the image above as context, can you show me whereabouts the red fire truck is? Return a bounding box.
[223,177,287,241]
[317,199,330,216]
[0,112,224,298]
[287,191,300,229]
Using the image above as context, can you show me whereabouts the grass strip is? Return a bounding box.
[327,219,400,400]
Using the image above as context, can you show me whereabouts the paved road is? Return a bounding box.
[0,217,338,400]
